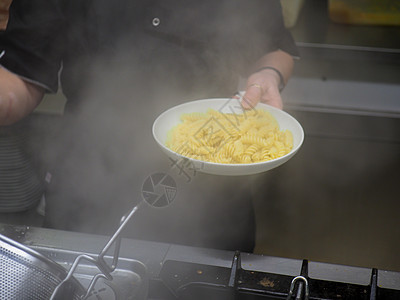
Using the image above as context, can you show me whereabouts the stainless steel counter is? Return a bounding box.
[1,223,400,294]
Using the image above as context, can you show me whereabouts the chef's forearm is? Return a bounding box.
[252,50,294,89]
[0,67,44,126]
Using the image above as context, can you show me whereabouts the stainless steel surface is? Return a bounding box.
[0,233,84,300]
[51,201,145,299]
[2,224,400,290]
[39,247,148,300]
[1,224,400,299]
[0,202,148,300]
[283,77,400,118]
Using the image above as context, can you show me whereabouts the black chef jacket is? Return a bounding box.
[0,0,298,252]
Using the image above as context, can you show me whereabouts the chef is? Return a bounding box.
[0,0,298,252]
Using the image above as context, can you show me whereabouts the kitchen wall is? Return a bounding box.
[252,0,400,272]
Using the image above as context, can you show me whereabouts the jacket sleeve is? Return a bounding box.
[0,0,66,92]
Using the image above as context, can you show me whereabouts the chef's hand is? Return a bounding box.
[241,68,283,110]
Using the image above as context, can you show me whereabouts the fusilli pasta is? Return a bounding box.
[166,109,293,164]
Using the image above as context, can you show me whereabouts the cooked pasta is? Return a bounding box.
[166,109,293,164]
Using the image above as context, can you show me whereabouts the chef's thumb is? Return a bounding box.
[241,84,263,109]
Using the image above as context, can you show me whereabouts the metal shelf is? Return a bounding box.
[290,0,400,63]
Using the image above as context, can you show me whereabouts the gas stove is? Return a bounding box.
[1,224,399,300]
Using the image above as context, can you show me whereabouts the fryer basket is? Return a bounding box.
[0,234,84,299]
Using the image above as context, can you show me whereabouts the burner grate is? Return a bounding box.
[156,252,400,300]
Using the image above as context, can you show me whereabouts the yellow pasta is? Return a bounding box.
[244,144,260,157]
[166,108,293,164]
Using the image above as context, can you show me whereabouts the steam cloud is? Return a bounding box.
[36,1,263,250]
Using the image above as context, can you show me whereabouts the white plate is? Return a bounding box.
[152,97,304,176]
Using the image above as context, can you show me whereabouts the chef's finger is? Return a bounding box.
[231,91,241,99]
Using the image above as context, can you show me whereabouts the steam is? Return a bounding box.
[36,1,268,251]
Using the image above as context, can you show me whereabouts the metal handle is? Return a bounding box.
[97,201,144,273]
[50,201,144,300]
[286,275,309,300]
